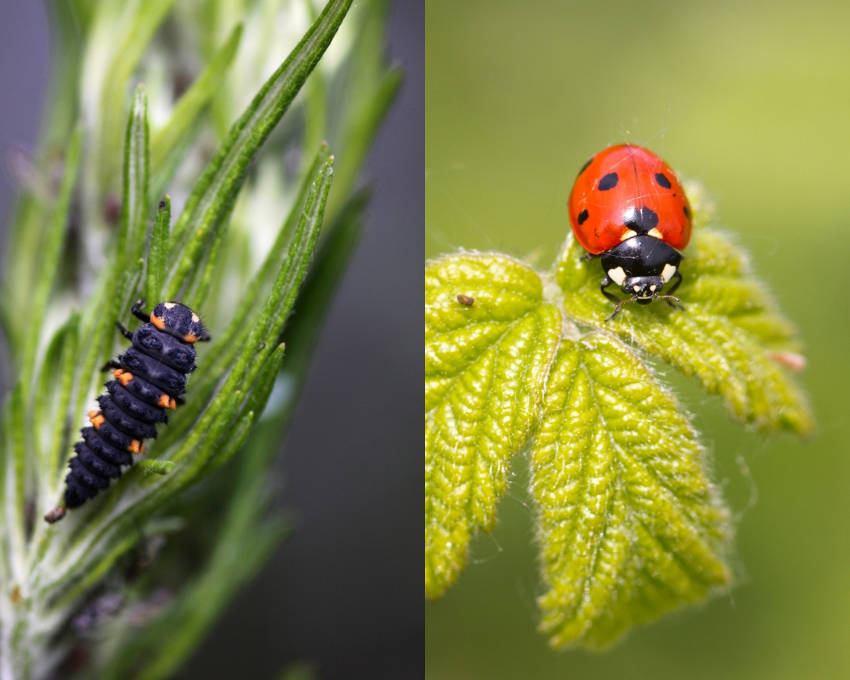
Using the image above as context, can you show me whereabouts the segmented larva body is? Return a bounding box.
[45,301,210,523]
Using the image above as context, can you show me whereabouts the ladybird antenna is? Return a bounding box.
[605,295,638,322]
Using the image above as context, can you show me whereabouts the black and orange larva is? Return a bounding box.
[44,300,210,523]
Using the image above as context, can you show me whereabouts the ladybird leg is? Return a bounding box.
[100,359,122,372]
[664,271,685,310]
[131,299,149,322]
[582,251,601,262]
[116,321,134,341]
[600,277,622,305]
[666,270,683,296]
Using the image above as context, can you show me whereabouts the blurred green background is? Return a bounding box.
[426,1,850,678]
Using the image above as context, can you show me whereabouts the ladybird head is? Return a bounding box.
[150,302,211,343]
[622,275,665,304]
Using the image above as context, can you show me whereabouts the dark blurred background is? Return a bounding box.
[427,1,850,679]
[0,2,422,679]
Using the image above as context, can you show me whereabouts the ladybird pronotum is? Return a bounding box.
[45,300,210,523]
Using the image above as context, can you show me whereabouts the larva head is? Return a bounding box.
[150,302,211,343]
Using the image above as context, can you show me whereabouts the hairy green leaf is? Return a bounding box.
[555,228,813,434]
[425,253,562,599]
[531,332,731,649]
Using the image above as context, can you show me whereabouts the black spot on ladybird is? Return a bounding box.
[683,204,691,219]
[577,209,589,225]
[655,173,671,189]
[624,206,659,232]
[598,172,619,191]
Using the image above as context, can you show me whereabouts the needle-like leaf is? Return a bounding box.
[149,24,243,199]
[164,0,353,302]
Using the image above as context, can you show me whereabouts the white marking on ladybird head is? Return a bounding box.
[648,227,663,239]
[607,266,627,286]
[164,302,176,310]
[633,285,640,293]
[649,284,657,292]
[661,263,677,282]
[620,229,637,242]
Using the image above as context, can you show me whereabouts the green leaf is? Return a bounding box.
[139,460,175,477]
[278,189,366,391]
[20,128,82,395]
[116,86,151,281]
[425,253,562,599]
[530,332,731,649]
[97,450,287,680]
[88,0,174,192]
[149,24,243,199]
[155,148,335,452]
[1,384,27,578]
[323,0,401,219]
[34,312,80,486]
[145,195,171,306]
[555,228,813,435]
[163,0,353,302]
[71,88,150,430]
[327,66,401,220]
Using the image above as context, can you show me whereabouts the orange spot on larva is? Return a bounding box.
[117,371,133,386]
[150,314,165,330]
[183,333,198,343]
[88,411,105,428]
[127,439,142,454]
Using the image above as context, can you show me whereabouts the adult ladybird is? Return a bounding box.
[568,144,692,319]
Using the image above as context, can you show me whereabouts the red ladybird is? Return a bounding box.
[568,144,693,319]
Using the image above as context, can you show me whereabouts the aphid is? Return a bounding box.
[568,144,693,320]
[44,301,210,523]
